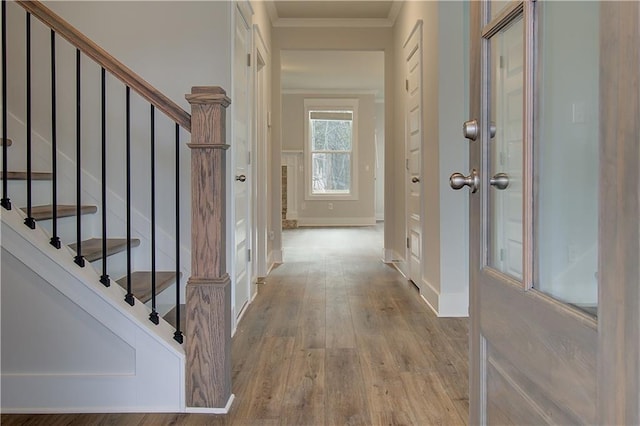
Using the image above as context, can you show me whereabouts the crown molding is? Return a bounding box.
[273,17,394,28]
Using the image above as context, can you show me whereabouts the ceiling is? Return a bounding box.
[267,1,401,27]
[274,1,390,100]
[281,50,385,100]
[272,1,396,20]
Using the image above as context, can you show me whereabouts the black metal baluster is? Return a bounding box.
[124,87,134,306]
[1,0,10,211]
[24,13,35,229]
[49,30,60,249]
[174,123,183,343]
[149,105,158,325]
[99,68,109,286]
[73,49,84,267]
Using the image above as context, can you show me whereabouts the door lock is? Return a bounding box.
[235,174,247,182]
[450,169,479,193]
[489,173,509,190]
[463,119,497,141]
[411,177,420,183]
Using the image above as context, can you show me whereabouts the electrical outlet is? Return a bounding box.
[328,203,333,210]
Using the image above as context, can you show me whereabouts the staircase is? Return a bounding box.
[2,0,231,414]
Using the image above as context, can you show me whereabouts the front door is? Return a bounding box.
[461,1,640,424]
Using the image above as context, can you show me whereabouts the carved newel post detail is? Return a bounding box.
[185,86,233,411]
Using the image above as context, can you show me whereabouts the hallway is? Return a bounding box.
[1,225,469,425]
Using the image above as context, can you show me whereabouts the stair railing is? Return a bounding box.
[2,0,233,410]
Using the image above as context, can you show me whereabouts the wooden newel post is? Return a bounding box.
[185,86,233,411]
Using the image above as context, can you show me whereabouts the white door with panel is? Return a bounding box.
[233,5,251,322]
[404,22,423,286]
[456,1,640,424]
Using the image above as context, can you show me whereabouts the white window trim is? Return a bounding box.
[304,98,359,201]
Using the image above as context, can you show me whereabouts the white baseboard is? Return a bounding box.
[297,217,376,227]
[186,394,235,414]
[419,278,468,318]
[382,248,402,263]
[268,249,283,267]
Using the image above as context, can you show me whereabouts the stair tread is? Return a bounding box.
[68,238,140,262]
[2,138,12,147]
[163,303,186,331]
[2,171,53,180]
[116,271,179,304]
[21,204,98,220]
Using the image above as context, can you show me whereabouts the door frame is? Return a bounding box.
[252,24,269,287]
[403,20,424,285]
[230,0,253,328]
[468,1,640,423]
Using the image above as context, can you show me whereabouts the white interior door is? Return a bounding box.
[461,1,640,424]
[233,6,251,321]
[404,22,422,285]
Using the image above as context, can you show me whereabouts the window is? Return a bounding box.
[304,99,359,200]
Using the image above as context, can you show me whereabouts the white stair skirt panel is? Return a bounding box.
[1,208,185,413]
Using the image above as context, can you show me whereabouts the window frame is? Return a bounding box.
[304,98,359,201]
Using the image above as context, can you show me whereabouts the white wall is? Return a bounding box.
[375,102,385,221]
[5,0,234,304]
[281,93,376,226]
[393,1,469,316]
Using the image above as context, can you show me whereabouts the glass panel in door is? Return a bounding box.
[488,15,524,280]
[534,1,599,315]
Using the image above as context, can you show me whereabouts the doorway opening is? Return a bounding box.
[280,50,385,261]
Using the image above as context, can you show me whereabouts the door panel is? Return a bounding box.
[405,23,422,285]
[467,2,603,424]
[233,7,251,321]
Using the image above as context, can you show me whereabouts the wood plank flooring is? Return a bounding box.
[1,224,469,426]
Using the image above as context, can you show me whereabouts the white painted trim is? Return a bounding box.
[382,248,401,263]
[297,217,376,227]
[387,2,403,25]
[283,89,380,97]
[419,278,469,318]
[392,258,409,280]
[272,18,394,28]
[303,98,360,201]
[265,1,279,25]
[2,208,185,412]
[269,249,283,266]
[186,394,235,414]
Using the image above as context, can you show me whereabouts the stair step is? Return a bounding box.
[69,238,140,262]
[163,304,186,331]
[2,138,12,147]
[21,204,98,220]
[115,271,179,304]
[1,171,53,180]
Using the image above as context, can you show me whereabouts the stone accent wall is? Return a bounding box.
[282,165,298,229]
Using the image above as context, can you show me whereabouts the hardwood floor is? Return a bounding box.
[2,224,469,425]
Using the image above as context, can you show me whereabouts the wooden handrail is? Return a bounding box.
[17,0,191,132]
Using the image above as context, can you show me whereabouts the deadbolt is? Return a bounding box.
[463,119,497,141]
[411,177,420,183]
[463,120,479,141]
[489,173,509,190]
[449,169,479,193]
[235,174,247,182]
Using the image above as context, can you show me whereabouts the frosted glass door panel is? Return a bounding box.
[535,2,599,315]
[488,15,524,281]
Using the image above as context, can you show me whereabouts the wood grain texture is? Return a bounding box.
[185,87,232,410]
[2,226,469,424]
[115,271,179,304]
[185,276,232,408]
[21,204,97,220]
[468,2,483,424]
[598,2,640,424]
[15,1,191,131]
[68,238,140,262]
